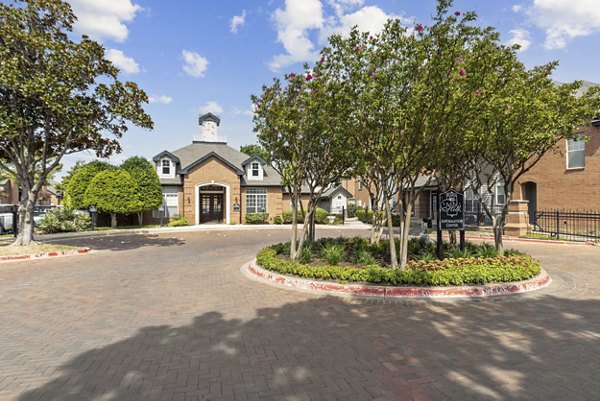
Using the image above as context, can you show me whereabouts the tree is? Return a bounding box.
[240,144,270,162]
[0,0,153,245]
[84,169,141,228]
[121,156,162,225]
[63,161,114,209]
[466,66,599,255]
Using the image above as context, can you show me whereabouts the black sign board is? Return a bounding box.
[438,190,464,231]
[233,203,240,212]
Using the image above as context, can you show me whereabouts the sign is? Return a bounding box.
[438,190,464,230]
[233,203,240,212]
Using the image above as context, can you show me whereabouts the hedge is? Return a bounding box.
[246,212,269,224]
[256,247,541,286]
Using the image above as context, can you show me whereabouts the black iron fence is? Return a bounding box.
[533,209,600,241]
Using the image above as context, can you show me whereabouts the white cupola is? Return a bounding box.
[193,112,227,143]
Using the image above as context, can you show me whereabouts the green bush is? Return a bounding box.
[282,210,304,224]
[36,208,91,234]
[167,216,188,227]
[355,209,371,222]
[273,215,283,225]
[356,249,378,266]
[245,212,269,224]
[347,204,359,218]
[315,207,329,224]
[321,243,346,266]
[256,244,541,286]
[299,244,313,264]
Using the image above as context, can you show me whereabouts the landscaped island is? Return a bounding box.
[256,237,541,286]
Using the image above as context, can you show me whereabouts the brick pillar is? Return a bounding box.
[504,200,531,237]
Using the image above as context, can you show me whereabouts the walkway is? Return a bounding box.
[0,228,598,400]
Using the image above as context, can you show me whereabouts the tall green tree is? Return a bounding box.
[240,144,270,162]
[121,156,162,225]
[0,0,153,245]
[84,169,141,228]
[63,161,114,209]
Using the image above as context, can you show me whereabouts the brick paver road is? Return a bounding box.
[0,229,599,401]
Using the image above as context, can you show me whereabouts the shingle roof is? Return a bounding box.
[160,142,282,187]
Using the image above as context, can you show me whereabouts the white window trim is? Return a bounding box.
[566,135,585,170]
[246,161,264,180]
[246,187,268,213]
[158,158,175,178]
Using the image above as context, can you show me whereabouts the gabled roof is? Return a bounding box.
[152,150,181,164]
[198,112,220,126]
[242,155,268,167]
[320,185,353,199]
[179,151,245,175]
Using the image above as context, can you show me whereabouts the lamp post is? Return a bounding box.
[89,205,97,230]
[158,204,165,227]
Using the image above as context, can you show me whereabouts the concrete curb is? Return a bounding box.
[0,248,90,263]
[243,260,552,299]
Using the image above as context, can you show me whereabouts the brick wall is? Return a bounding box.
[513,125,600,210]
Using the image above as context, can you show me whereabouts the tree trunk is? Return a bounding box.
[492,215,505,256]
[290,205,298,260]
[448,231,457,245]
[12,191,37,246]
[384,196,398,268]
[137,211,143,226]
[399,201,413,269]
[296,208,314,257]
[111,213,117,228]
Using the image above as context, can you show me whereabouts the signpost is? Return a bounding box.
[436,190,465,259]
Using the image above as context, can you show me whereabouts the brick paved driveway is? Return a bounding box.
[0,229,599,401]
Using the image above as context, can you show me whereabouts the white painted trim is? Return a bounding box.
[194,182,230,225]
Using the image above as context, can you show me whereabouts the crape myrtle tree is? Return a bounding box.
[0,0,153,245]
[84,169,141,228]
[252,63,355,260]
[239,144,270,162]
[466,64,600,255]
[121,156,162,226]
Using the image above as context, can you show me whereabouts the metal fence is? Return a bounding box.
[533,210,600,241]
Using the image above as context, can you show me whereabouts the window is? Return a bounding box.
[246,187,267,213]
[251,162,260,177]
[567,135,585,169]
[495,185,505,205]
[161,159,171,175]
[153,192,179,218]
[358,180,363,190]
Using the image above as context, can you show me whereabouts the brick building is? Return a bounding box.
[152,113,363,225]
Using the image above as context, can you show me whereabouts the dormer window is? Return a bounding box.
[162,159,171,175]
[251,162,260,177]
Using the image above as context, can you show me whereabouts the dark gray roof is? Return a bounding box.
[160,142,282,187]
[321,185,353,199]
[159,177,183,186]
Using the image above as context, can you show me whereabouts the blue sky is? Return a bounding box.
[60,0,600,175]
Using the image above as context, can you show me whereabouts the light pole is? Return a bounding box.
[158,204,165,227]
[89,205,97,230]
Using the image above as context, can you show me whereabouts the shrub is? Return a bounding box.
[299,244,313,264]
[167,216,188,227]
[36,208,91,234]
[321,243,346,266]
[282,210,304,224]
[315,207,329,224]
[447,246,471,259]
[356,249,378,266]
[347,204,359,218]
[355,209,371,223]
[246,212,269,224]
[273,215,283,225]
[476,243,498,258]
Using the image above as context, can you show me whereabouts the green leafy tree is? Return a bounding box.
[63,161,114,209]
[240,144,270,162]
[121,156,162,225]
[0,0,153,245]
[55,161,85,196]
[84,169,142,228]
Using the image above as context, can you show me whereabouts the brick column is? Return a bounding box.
[504,200,531,237]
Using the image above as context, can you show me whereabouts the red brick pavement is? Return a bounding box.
[0,229,599,401]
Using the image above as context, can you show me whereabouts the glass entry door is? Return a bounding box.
[200,193,223,223]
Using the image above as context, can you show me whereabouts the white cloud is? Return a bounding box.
[149,95,173,104]
[232,106,254,117]
[67,0,141,42]
[528,0,600,49]
[230,10,246,33]
[319,5,402,44]
[269,0,403,71]
[182,50,209,78]
[106,49,140,74]
[269,0,324,71]
[198,101,224,115]
[511,4,523,13]
[506,28,531,51]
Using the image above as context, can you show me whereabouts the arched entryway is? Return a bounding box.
[195,183,230,224]
[522,182,537,224]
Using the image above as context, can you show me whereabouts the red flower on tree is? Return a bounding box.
[454,11,461,16]
[416,24,424,32]
[305,73,313,81]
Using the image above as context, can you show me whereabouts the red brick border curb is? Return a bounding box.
[245,261,552,299]
[0,248,90,263]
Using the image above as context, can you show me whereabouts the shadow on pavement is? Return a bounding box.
[52,234,186,252]
[18,294,600,401]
